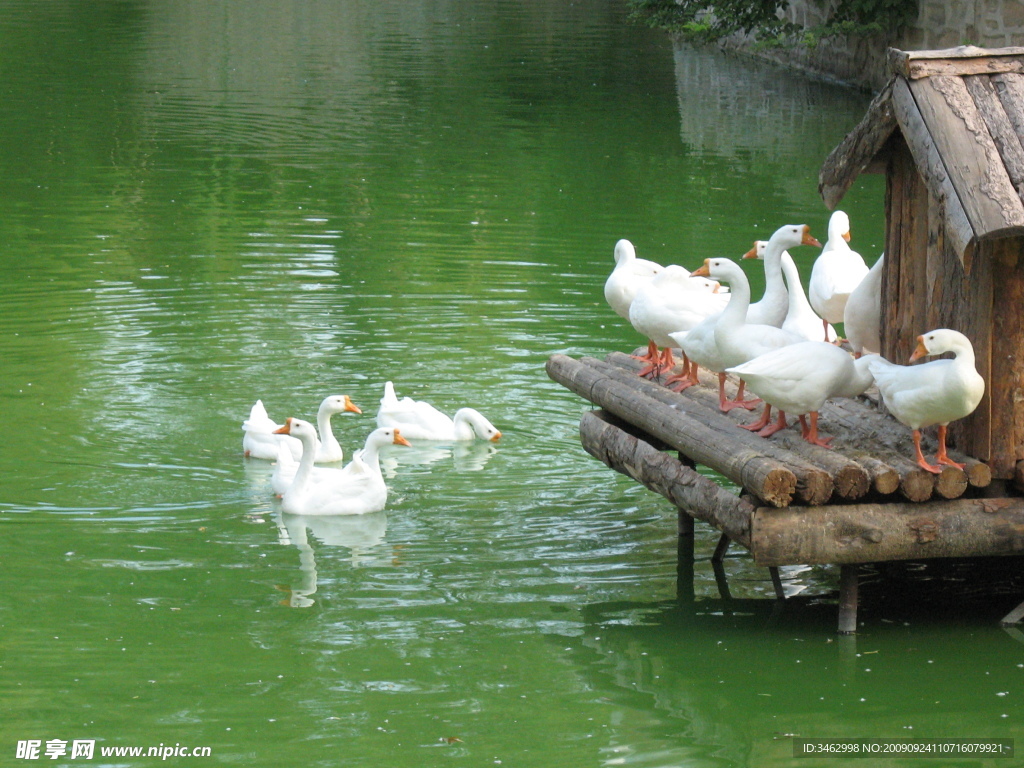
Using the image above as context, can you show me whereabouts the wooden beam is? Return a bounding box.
[889,46,1024,79]
[578,410,754,547]
[819,78,897,210]
[909,75,1024,240]
[546,354,799,507]
[750,497,1024,566]
[891,77,976,262]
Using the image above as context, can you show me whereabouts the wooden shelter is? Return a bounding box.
[547,47,1024,633]
[820,45,1024,479]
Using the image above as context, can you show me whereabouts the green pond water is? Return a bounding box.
[2,1,1023,766]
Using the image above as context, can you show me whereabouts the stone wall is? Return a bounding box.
[717,0,1024,90]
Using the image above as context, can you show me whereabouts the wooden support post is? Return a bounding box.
[769,567,786,601]
[712,533,731,563]
[838,565,860,635]
[678,510,695,606]
[713,560,732,601]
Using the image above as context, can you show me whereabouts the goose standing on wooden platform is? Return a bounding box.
[243,395,362,461]
[868,329,985,473]
[726,342,876,446]
[809,210,869,342]
[376,382,501,442]
[604,238,663,364]
[678,224,819,412]
[627,264,728,379]
[844,252,884,357]
[274,419,411,515]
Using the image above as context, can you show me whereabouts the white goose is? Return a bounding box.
[604,238,663,364]
[868,329,984,474]
[274,419,411,516]
[742,239,789,328]
[727,342,876,446]
[809,210,869,340]
[627,264,728,378]
[678,225,818,411]
[243,395,362,461]
[376,382,501,442]
[780,252,837,342]
[844,252,884,357]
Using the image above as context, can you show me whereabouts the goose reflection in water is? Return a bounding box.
[274,511,388,608]
[379,440,499,477]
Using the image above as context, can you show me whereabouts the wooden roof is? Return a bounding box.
[819,46,1024,260]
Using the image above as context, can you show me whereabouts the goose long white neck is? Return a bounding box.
[760,244,787,306]
[316,409,341,457]
[781,253,813,316]
[288,430,319,497]
[718,264,752,329]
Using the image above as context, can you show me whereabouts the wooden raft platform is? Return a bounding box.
[548,350,1024,632]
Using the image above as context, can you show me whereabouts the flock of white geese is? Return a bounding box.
[242,383,501,516]
[605,212,985,474]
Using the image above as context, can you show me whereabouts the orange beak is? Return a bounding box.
[344,396,362,414]
[741,242,759,259]
[490,431,502,442]
[801,226,822,248]
[909,336,929,362]
[691,259,711,278]
[842,230,852,243]
[393,429,412,447]
[273,418,294,435]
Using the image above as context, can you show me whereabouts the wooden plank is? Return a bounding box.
[965,74,1024,197]
[579,410,754,547]
[947,239,994,465]
[545,354,798,507]
[889,46,1024,79]
[891,78,976,262]
[909,75,1024,240]
[991,73,1024,147]
[751,497,1024,566]
[819,78,897,210]
[988,239,1024,476]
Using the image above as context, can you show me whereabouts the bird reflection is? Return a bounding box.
[274,510,388,607]
[379,440,498,477]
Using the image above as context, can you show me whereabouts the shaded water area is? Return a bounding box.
[1,1,1023,766]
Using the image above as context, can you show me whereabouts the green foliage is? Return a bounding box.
[627,0,918,47]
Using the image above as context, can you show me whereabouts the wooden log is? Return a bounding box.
[819,396,990,492]
[890,78,976,263]
[595,354,835,504]
[751,496,1024,566]
[607,352,932,502]
[889,46,1024,80]
[579,410,754,547]
[604,350,992,497]
[909,75,1024,240]
[819,77,897,210]
[546,354,798,507]
[847,453,901,495]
